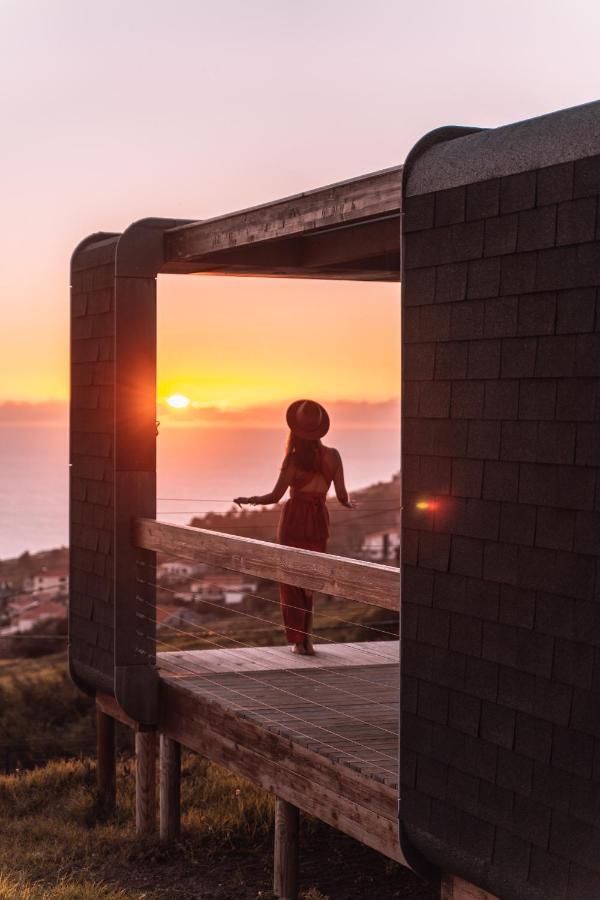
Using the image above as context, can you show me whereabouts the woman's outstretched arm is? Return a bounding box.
[234,460,294,507]
[332,450,355,508]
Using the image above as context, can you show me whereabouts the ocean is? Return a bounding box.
[0,424,400,559]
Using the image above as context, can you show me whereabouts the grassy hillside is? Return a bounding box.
[0,475,418,898]
[0,751,437,900]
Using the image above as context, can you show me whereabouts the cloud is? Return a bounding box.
[157,397,400,429]
[0,402,68,424]
[1,397,400,430]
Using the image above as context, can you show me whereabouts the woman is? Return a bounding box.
[234,399,354,655]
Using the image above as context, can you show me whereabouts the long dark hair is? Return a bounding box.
[284,430,321,472]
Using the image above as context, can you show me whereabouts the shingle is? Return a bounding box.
[518,292,556,336]
[555,287,596,333]
[403,266,436,306]
[466,179,500,221]
[537,161,574,206]
[556,197,597,246]
[468,339,501,378]
[500,171,536,214]
[573,154,600,199]
[434,262,468,303]
[435,186,465,226]
[466,258,501,299]
[517,205,557,251]
[403,193,434,232]
[484,213,518,256]
[484,296,518,337]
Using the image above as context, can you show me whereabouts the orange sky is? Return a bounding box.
[157,275,400,414]
[1,2,597,409]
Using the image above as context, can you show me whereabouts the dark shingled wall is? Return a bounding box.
[401,154,600,899]
[69,235,119,694]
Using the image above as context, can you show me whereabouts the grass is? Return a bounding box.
[0,591,424,899]
[0,752,434,900]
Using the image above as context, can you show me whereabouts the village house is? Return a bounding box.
[24,568,69,599]
[156,560,205,584]
[360,528,400,564]
[1,595,67,634]
[189,573,258,607]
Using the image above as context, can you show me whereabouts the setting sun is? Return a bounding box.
[166,393,191,409]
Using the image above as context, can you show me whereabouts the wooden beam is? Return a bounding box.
[160,680,405,864]
[164,167,402,263]
[97,691,137,729]
[135,730,157,835]
[96,705,116,816]
[441,875,501,900]
[274,797,299,900]
[301,217,399,270]
[159,735,181,841]
[162,217,400,280]
[134,518,400,611]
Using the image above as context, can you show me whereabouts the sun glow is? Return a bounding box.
[166,393,190,409]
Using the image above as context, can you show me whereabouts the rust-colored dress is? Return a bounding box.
[277,446,335,644]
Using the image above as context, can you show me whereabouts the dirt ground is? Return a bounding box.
[103,823,438,900]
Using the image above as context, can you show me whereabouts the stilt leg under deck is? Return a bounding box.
[135,730,156,834]
[441,874,501,900]
[159,735,181,841]
[96,705,116,815]
[274,797,299,900]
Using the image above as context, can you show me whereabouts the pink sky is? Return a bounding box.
[1,0,598,405]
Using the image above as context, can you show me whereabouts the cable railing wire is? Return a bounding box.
[135,598,398,718]
[136,572,398,666]
[136,595,396,709]
[137,560,398,640]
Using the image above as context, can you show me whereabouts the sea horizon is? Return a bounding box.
[0,422,399,560]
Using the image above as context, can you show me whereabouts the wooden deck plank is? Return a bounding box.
[122,642,405,860]
[158,645,400,793]
[157,640,398,676]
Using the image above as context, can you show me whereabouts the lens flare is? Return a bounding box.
[416,500,438,511]
[166,394,190,409]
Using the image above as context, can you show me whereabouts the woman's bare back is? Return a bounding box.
[291,445,341,495]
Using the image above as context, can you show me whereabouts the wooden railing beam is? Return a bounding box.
[134,518,399,611]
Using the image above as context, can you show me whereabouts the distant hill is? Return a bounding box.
[188,472,400,559]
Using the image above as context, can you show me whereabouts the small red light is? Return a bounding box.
[416,499,438,512]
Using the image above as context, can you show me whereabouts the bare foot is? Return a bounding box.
[303,639,316,656]
[291,643,306,655]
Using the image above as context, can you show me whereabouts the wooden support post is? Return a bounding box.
[273,797,299,900]
[441,874,501,900]
[159,734,181,841]
[135,729,156,835]
[96,705,116,815]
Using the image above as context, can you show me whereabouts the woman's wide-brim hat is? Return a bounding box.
[286,399,330,440]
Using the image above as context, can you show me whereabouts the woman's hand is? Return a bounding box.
[233,496,259,507]
[342,497,357,509]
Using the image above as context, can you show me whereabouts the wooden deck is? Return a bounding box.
[154,641,402,863]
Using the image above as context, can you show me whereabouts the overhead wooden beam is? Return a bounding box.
[134,518,400,611]
[164,167,402,263]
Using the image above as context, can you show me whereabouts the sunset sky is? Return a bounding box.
[1,0,599,415]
